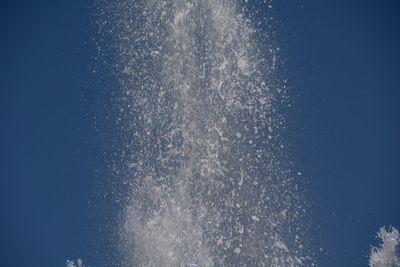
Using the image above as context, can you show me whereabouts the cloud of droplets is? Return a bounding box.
[94,0,314,266]
[66,258,87,267]
[369,227,400,267]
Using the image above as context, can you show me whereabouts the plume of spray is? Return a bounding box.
[369,227,400,267]
[66,259,88,267]
[95,0,314,266]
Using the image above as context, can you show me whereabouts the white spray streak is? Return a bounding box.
[97,0,313,266]
[370,227,400,267]
[66,258,86,267]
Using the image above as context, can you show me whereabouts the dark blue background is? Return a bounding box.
[0,0,100,266]
[275,1,400,266]
[0,1,399,266]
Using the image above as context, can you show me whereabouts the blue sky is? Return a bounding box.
[0,0,97,266]
[277,1,400,266]
[0,0,399,266]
